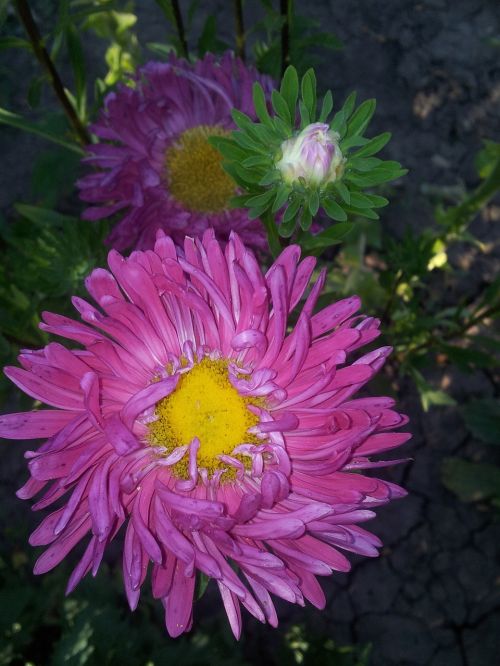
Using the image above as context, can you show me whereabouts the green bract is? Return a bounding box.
[210,66,407,248]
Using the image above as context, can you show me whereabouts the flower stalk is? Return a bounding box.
[14,0,90,145]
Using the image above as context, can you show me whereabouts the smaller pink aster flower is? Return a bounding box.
[0,230,410,638]
[78,52,273,251]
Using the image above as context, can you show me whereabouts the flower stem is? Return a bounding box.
[262,211,282,257]
[280,0,292,76]
[14,0,90,146]
[170,0,189,59]
[443,155,500,231]
[234,0,246,61]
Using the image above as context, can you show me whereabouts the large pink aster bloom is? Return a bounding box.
[78,52,272,251]
[0,230,410,638]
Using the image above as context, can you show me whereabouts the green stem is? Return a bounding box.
[170,0,189,59]
[405,303,500,359]
[234,0,246,61]
[14,0,90,145]
[443,156,500,231]
[280,0,292,76]
[262,211,282,257]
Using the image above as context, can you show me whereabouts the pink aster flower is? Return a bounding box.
[0,230,410,638]
[78,52,273,251]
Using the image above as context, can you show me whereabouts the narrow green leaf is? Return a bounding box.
[365,194,389,207]
[282,197,301,223]
[352,132,391,158]
[14,204,77,226]
[301,222,353,251]
[242,154,271,168]
[272,183,291,212]
[442,458,500,503]
[346,99,376,137]
[0,36,31,51]
[245,189,275,208]
[308,190,320,216]
[299,99,311,128]
[333,181,350,204]
[209,136,246,161]
[252,82,274,128]
[66,22,86,118]
[462,399,500,445]
[349,192,374,208]
[259,170,281,186]
[280,65,299,120]
[300,208,313,231]
[231,108,253,131]
[341,135,369,151]
[271,90,292,126]
[348,157,383,172]
[301,68,317,121]
[319,90,333,123]
[322,197,347,221]
[0,108,84,154]
[343,205,379,220]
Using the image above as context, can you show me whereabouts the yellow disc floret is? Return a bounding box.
[165,125,235,213]
[149,358,260,478]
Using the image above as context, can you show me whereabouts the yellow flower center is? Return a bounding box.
[165,125,235,213]
[149,358,260,478]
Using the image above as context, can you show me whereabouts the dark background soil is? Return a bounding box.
[1,1,500,665]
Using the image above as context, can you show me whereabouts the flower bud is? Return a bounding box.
[276,123,344,187]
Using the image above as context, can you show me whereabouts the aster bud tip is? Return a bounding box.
[276,122,345,187]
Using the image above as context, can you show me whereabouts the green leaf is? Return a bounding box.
[348,157,383,172]
[253,82,274,128]
[271,89,292,126]
[208,136,246,161]
[245,189,275,209]
[331,91,357,135]
[272,183,291,212]
[300,222,353,251]
[349,192,375,208]
[346,99,376,137]
[298,99,311,127]
[0,36,31,51]
[299,207,313,231]
[442,458,500,503]
[365,193,389,207]
[282,197,301,223]
[307,190,320,216]
[280,65,299,120]
[462,399,500,445]
[352,131,391,158]
[411,369,457,411]
[197,14,228,56]
[322,197,347,221]
[0,108,84,155]
[319,90,333,122]
[14,204,77,226]
[333,181,350,204]
[341,135,369,151]
[231,108,253,131]
[66,22,87,118]
[301,68,317,121]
